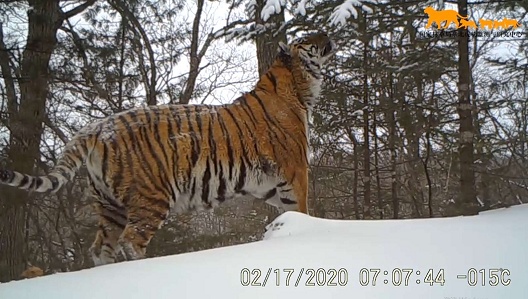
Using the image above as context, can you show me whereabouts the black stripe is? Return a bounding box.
[216,111,234,181]
[235,159,246,192]
[119,114,152,182]
[49,176,59,190]
[262,188,277,200]
[101,141,109,185]
[150,110,175,199]
[165,109,181,195]
[202,159,211,204]
[101,214,126,229]
[208,112,218,175]
[185,108,200,168]
[78,141,89,158]
[240,97,279,160]
[93,183,126,212]
[138,205,169,222]
[121,113,159,193]
[142,111,171,197]
[280,197,297,205]
[141,195,171,213]
[195,106,203,132]
[277,181,287,187]
[217,171,226,203]
[247,92,290,153]
[171,106,182,133]
[29,176,39,190]
[19,175,29,187]
[224,107,251,167]
[266,72,278,94]
[98,224,108,238]
[250,91,307,159]
[235,97,260,157]
[191,133,201,164]
[237,97,260,130]
[112,136,124,193]
[178,108,194,185]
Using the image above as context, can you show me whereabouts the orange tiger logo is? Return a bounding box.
[424,6,469,29]
[458,19,477,30]
[0,32,336,266]
[479,19,494,30]
[503,18,521,29]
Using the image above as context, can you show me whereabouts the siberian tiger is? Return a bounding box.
[0,32,336,266]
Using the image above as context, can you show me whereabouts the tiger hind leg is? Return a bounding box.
[118,198,170,261]
[89,202,127,266]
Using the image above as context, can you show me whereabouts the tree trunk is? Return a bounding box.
[352,137,360,219]
[254,0,286,219]
[0,0,63,282]
[360,15,371,219]
[454,0,478,216]
[179,0,211,104]
[0,0,95,282]
[388,72,398,219]
[373,108,382,219]
[255,0,287,76]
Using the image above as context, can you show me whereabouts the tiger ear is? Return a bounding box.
[278,41,290,55]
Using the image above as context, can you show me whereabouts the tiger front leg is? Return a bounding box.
[277,168,308,214]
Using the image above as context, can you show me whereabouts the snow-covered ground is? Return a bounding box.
[1,204,527,298]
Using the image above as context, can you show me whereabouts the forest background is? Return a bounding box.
[0,0,526,282]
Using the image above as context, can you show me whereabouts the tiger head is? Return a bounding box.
[275,32,336,106]
[278,32,336,79]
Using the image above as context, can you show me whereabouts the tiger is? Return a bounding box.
[0,32,336,266]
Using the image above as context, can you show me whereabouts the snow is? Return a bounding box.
[294,0,308,17]
[1,204,528,298]
[351,109,364,116]
[260,0,286,22]
[329,0,375,27]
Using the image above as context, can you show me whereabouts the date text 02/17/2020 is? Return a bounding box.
[239,268,511,288]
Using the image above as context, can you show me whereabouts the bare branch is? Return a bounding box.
[0,23,17,117]
[109,0,157,105]
[61,0,97,20]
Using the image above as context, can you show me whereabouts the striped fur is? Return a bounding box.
[0,32,336,265]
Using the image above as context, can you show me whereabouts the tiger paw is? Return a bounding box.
[265,221,285,232]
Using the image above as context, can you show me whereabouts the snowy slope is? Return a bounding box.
[1,204,527,299]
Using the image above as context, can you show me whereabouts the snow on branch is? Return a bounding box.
[261,0,286,21]
[294,0,308,17]
[329,0,375,27]
[260,0,376,26]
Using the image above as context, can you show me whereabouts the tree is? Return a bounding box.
[0,0,95,282]
[453,0,478,216]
